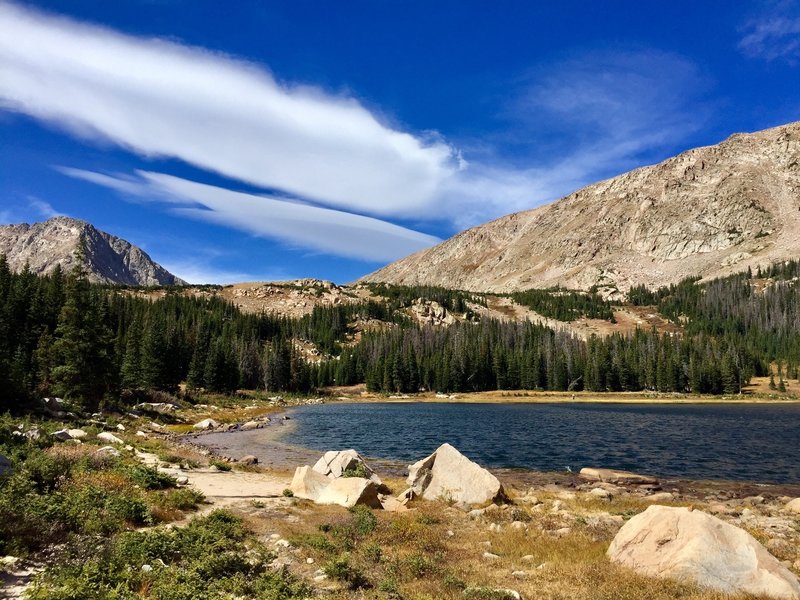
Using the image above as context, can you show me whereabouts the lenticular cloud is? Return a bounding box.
[0,2,457,218]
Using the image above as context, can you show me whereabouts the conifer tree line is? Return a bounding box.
[2,253,800,411]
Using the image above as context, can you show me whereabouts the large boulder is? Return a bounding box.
[608,505,800,599]
[580,467,658,485]
[785,498,800,514]
[193,418,219,430]
[313,449,383,485]
[407,443,505,507]
[290,465,335,501]
[316,477,382,509]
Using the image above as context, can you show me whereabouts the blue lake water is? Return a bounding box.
[277,402,800,484]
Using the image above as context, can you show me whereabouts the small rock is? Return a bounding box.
[116,424,126,431]
[239,455,259,465]
[447,529,455,537]
[520,555,535,562]
[97,432,124,445]
[306,557,315,564]
[51,429,73,441]
[589,487,612,500]
[95,445,121,457]
[176,476,189,485]
[141,564,152,572]
[468,509,484,519]
[274,539,290,548]
[511,570,527,578]
[551,500,564,511]
[192,418,219,430]
[482,551,500,560]
[510,521,527,530]
[463,587,521,600]
[136,431,148,438]
[554,527,572,537]
[646,492,675,502]
[489,523,502,533]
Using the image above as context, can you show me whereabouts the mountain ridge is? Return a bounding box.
[0,216,186,286]
[361,121,800,296]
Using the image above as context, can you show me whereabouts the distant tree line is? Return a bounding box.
[3,253,800,411]
[510,287,616,322]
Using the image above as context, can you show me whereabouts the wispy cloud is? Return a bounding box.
[740,2,800,62]
[0,1,458,218]
[1,2,710,248]
[27,197,64,219]
[158,259,297,286]
[439,50,710,228]
[59,168,442,262]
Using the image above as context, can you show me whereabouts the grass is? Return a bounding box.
[25,510,310,600]
[277,497,766,600]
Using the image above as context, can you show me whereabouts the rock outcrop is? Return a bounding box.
[316,477,383,509]
[193,418,219,430]
[0,216,185,286]
[608,505,800,599]
[362,121,800,294]
[407,443,506,507]
[312,449,383,486]
[290,466,332,502]
[579,467,659,485]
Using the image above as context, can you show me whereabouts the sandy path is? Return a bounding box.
[137,450,292,508]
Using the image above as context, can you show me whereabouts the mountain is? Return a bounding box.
[362,121,800,295]
[0,216,186,286]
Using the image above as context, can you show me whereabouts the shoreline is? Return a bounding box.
[183,408,800,498]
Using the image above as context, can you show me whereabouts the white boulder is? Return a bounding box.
[97,432,124,445]
[312,449,383,485]
[608,505,800,599]
[785,498,800,514]
[407,443,505,507]
[579,467,658,485]
[316,477,382,509]
[290,466,331,501]
[192,418,219,430]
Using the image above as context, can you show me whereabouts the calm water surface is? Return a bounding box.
[277,402,800,483]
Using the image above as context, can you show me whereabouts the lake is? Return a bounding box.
[276,402,800,484]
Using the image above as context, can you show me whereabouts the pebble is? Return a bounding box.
[176,476,189,485]
[510,521,527,530]
[275,539,290,548]
[446,529,455,537]
[482,551,500,560]
[520,555,535,562]
[141,564,152,572]
[306,557,315,564]
[489,523,502,532]
[511,570,527,578]
[589,487,612,500]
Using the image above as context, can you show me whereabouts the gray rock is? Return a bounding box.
[97,432,124,445]
[407,443,506,508]
[608,505,800,599]
[192,418,219,430]
[239,455,258,465]
[315,477,382,509]
[579,467,659,485]
[312,449,382,485]
[289,465,334,502]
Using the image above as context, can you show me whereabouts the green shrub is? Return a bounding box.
[323,552,369,589]
[341,462,369,478]
[121,464,176,490]
[209,459,231,471]
[405,552,436,578]
[26,511,310,600]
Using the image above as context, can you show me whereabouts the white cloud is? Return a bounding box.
[60,168,442,262]
[0,1,458,218]
[157,260,297,286]
[438,51,709,228]
[28,197,64,219]
[0,2,710,247]
[740,3,800,62]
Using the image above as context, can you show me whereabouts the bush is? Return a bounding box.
[121,464,176,490]
[26,511,310,600]
[324,552,369,589]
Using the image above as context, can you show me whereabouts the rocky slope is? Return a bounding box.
[0,216,185,285]
[362,121,800,295]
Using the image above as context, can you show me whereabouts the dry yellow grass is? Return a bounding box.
[237,496,768,600]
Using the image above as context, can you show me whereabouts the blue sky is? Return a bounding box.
[1,1,799,284]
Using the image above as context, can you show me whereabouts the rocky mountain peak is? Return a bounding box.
[0,216,186,286]
[361,121,800,294]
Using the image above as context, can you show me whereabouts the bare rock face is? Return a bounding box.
[608,505,800,599]
[312,449,383,486]
[362,121,800,293]
[290,465,332,501]
[0,216,185,286]
[315,477,383,509]
[407,443,506,507]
